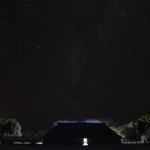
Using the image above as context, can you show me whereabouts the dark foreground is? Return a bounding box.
[0,144,150,150]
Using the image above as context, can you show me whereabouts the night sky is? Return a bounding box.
[0,0,150,130]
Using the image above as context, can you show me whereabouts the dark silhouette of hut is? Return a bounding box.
[43,122,121,145]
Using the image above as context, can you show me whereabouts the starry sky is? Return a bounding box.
[0,0,150,130]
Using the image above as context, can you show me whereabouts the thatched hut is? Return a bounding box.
[43,122,121,146]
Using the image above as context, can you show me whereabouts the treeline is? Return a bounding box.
[0,118,22,137]
[0,118,47,139]
[111,115,150,141]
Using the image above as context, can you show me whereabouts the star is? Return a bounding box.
[37,45,40,49]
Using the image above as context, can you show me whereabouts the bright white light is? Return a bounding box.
[83,119,105,124]
[83,138,88,146]
[54,119,107,126]
[36,141,43,144]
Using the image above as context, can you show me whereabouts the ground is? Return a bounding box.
[0,145,150,150]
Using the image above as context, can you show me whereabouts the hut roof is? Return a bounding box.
[43,122,121,139]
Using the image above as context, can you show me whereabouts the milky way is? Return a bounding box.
[0,0,150,129]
